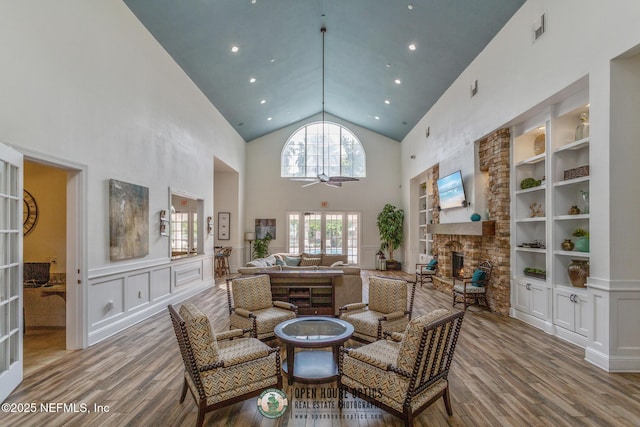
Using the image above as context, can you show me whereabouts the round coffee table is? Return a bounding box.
[274,317,354,385]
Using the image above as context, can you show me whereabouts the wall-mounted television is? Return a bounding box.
[437,170,468,210]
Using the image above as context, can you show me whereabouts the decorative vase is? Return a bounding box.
[561,239,575,251]
[533,132,545,155]
[575,112,590,141]
[568,259,590,288]
[574,236,590,252]
[470,213,481,222]
[580,190,589,214]
[568,205,581,215]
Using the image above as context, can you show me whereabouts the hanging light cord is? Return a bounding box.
[321,26,326,174]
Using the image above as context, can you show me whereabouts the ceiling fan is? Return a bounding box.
[292,26,359,189]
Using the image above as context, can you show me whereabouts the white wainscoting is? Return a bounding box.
[87,254,215,345]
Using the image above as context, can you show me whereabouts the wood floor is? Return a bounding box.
[6,270,640,426]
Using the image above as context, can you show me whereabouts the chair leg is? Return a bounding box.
[179,377,188,403]
[443,386,453,416]
[196,401,206,427]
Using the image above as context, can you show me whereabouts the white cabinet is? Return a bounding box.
[553,288,589,344]
[512,278,550,328]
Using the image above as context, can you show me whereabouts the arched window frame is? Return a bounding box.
[280,121,366,178]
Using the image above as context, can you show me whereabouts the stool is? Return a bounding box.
[215,246,232,277]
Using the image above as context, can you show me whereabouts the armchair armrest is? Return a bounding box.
[273,300,297,312]
[339,302,368,314]
[216,328,252,341]
[379,310,407,321]
[383,331,404,342]
[233,308,255,318]
[342,348,390,371]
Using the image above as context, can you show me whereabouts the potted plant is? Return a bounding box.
[376,204,404,270]
[253,232,273,259]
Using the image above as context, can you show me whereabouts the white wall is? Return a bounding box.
[246,113,401,268]
[400,0,640,280]
[399,0,640,371]
[0,1,246,344]
[0,1,246,270]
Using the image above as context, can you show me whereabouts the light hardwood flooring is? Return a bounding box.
[6,270,640,426]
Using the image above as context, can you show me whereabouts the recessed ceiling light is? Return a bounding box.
[408,43,416,51]
[374,116,380,120]
[251,0,257,3]
[260,99,266,104]
[408,4,414,10]
[386,63,391,68]
[231,45,239,53]
[395,79,402,85]
[267,117,272,121]
[270,58,276,63]
[249,77,256,83]
[384,100,390,105]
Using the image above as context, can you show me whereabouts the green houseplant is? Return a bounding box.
[376,204,404,270]
[253,232,273,259]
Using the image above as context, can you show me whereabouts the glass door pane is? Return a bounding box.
[324,214,343,254]
[0,143,23,403]
[303,213,322,254]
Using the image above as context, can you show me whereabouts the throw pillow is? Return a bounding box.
[275,257,286,266]
[427,258,438,269]
[471,269,487,287]
[300,257,321,266]
[330,260,345,267]
[284,256,301,266]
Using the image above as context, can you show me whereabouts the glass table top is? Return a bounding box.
[275,317,354,344]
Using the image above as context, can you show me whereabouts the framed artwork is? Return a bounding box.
[218,212,230,240]
[255,218,276,240]
[109,179,149,260]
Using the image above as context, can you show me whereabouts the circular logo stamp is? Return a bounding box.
[257,388,288,419]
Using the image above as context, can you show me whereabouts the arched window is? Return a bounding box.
[281,122,366,178]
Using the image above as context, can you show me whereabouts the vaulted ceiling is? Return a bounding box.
[124,0,526,142]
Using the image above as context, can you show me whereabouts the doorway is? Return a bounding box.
[22,157,85,375]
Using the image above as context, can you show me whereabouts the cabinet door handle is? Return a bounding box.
[570,294,576,303]
[526,283,531,290]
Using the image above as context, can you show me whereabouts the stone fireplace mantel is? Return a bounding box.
[427,220,495,237]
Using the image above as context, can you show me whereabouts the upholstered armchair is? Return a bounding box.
[452,260,493,311]
[226,274,297,341]
[415,255,438,287]
[339,276,416,343]
[168,303,282,427]
[339,309,465,427]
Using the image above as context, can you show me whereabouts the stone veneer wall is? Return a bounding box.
[432,128,511,314]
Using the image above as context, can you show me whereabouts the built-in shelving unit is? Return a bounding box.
[417,172,435,263]
[510,85,590,347]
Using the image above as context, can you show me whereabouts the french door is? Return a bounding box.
[0,143,23,402]
[287,212,359,264]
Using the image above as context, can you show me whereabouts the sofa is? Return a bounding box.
[238,253,362,316]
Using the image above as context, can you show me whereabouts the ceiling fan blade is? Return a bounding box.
[324,181,342,188]
[301,180,320,188]
[289,177,318,182]
[328,176,359,182]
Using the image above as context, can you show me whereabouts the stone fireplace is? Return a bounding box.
[427,128,511,315]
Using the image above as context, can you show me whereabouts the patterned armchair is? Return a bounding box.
[339,277,416,343]
[168,303,282,427]
[226,274,297,341]
[452,260,493,311]
[339,309,465,426]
